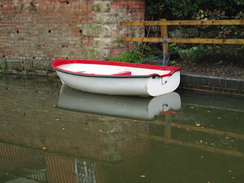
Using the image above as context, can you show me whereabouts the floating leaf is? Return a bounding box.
[195,122,201,127]
[42,147,46,150]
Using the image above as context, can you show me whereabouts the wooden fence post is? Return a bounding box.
[164,113,172,139]
[160,19,169,57]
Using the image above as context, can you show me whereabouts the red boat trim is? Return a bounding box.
[52,59,181,78]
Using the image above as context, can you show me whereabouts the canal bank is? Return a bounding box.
[180,72,244,96]
[0,59,243,96]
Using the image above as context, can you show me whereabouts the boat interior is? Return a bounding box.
[58,64,170,76]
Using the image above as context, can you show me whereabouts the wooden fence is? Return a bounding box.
[120,19,244,54]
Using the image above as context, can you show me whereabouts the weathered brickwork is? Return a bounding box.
[0,0,145,75]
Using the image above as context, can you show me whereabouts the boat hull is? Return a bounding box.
[52,59,181,97]
[56,70,180,96]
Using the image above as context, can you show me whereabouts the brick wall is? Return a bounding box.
[0,0,145,70]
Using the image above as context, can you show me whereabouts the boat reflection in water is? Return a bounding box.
[57,84,181,120]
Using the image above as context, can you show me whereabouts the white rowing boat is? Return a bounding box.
[52,59,181,96]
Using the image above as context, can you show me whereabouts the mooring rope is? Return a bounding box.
[140,37,170,67]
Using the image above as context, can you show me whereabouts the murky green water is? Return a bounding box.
[0,74,243,183]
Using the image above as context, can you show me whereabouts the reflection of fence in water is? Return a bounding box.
[128,114,244,158]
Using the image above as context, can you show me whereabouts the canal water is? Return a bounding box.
[0,74,243,183]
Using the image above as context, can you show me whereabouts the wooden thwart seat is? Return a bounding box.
[111,71,132,76]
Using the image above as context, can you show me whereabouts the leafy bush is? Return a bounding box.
[146,0,244,20]
[170,43,213,59]
[192,9,244,39]
[109,43,155,63]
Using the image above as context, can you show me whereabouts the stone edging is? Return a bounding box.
[180,73,244,96]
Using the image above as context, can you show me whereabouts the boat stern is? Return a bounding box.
[147,70,181,96]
